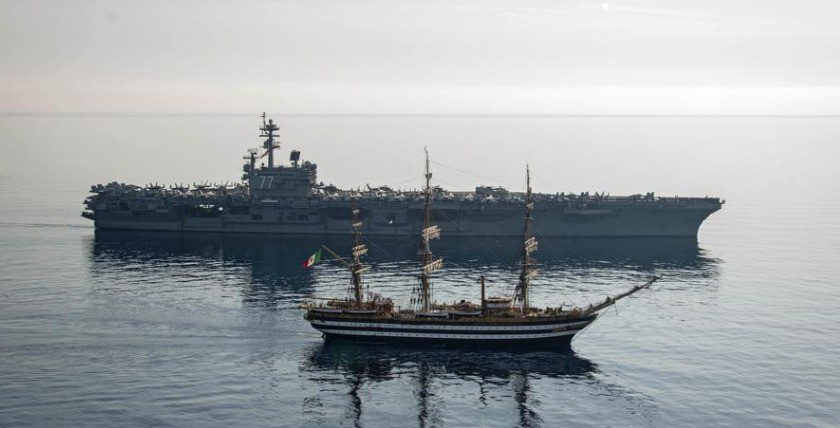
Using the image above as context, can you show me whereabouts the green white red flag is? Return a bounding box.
[302,249,322,269]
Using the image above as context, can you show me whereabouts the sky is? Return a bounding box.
[1,0,839,115]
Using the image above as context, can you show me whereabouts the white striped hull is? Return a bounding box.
[306,316,596,346]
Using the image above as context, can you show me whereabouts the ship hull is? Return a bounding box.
[305,314,597,349]
[88,199,721,237]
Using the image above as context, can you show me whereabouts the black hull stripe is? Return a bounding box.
[322,334,575,349]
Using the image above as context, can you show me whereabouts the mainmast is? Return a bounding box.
[259,112,280,169]
[418,148,442,313]
[515,165,538,313]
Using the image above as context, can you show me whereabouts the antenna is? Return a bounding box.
[243,147,259,172]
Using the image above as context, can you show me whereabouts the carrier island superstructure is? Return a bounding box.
[82,114,723,237]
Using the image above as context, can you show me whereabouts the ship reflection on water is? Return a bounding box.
[87,230,720,306]
[303,342,594,427]
[299,341,650,428]
[89,231,718,274]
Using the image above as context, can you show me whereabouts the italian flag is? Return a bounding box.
[302,249,322,269]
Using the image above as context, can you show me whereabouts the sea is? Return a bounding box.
[1,114,838,427]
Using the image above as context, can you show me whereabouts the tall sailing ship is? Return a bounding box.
[302,151,659,348]
[82,114,723,238]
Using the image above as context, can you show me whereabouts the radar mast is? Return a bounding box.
[259,112,280,168]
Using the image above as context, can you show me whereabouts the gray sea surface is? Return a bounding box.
[1,115,839,427]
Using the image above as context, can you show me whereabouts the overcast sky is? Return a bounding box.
[2,0,839,114]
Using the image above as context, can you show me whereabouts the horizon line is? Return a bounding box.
[2,111,840,119]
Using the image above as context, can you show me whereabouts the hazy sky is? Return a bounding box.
[2,0,839,114]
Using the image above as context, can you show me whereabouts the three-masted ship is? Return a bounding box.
[303,151,659,348]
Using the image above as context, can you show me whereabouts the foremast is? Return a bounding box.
[514,165,538,313]
[418,148,442,313]
[320,202,368,309]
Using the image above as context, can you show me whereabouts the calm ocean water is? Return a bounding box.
[1,115,839,427]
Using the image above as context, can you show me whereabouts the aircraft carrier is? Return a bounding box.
[82,115,723,237]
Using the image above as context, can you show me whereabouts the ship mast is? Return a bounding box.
[243,148,258,175]
[418,148,442,313]
[349,204,368,309]
[259,112,280,169]
[515,165,538,313]
[319,202,369,310]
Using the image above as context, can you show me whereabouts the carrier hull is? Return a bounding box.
[87,198,720,237]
